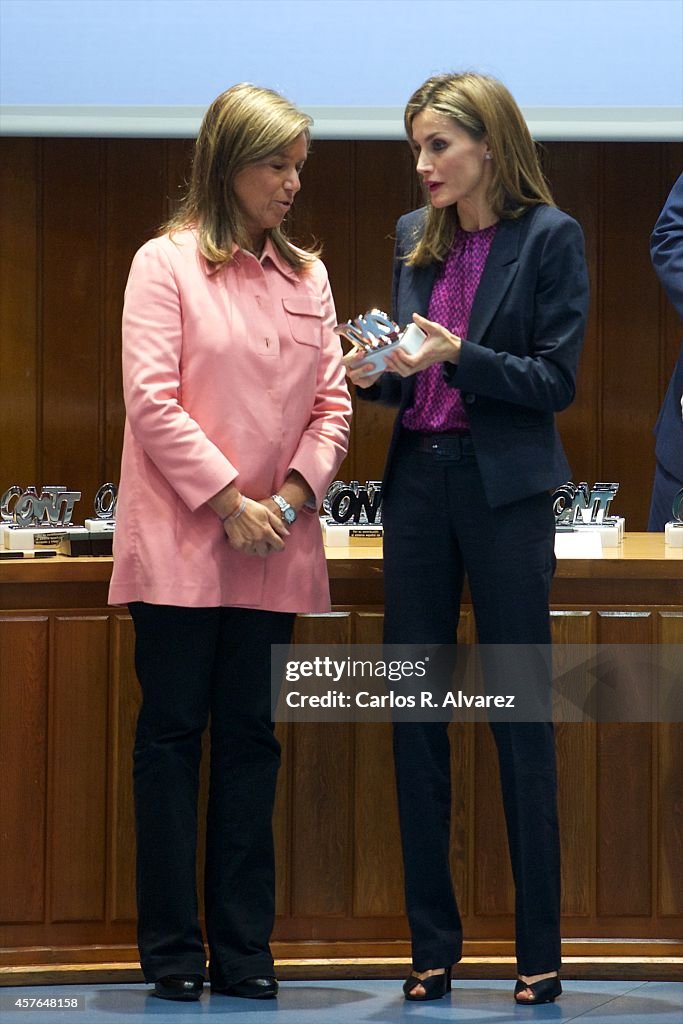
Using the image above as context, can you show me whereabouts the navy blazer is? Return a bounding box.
[651,172,683,481]
[360,204,589,508]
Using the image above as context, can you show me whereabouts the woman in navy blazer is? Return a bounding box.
[346,73,589,1005]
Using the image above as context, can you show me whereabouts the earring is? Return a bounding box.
[484,153,492,160]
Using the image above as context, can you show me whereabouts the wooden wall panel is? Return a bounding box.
[49,615,109,922]
[41,141,104,518]
[656,610,683,918]
[353,724,404,917]
[600,146,671,528]
[594,610,653,918]
[658,723,683,917]
[596,723,653,917]
[0,140,682,529]
[546,143,601,487]
[289,613,353,918]
[0,564,682,964]
[0,139,39,487]
[557,723,595,917]
[0,616,48,923]
[109,613,139,923]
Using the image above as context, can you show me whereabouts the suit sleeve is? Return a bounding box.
[651,172,683,323]
[447,215,589,412]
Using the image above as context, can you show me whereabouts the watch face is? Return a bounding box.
[284,506,297,525]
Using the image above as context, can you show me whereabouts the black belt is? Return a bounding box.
[401,430,472,454]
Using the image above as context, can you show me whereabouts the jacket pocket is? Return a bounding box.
[282,296,323,346]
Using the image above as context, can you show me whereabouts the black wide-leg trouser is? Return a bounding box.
[129,602,295,986]
[382,432,561,976]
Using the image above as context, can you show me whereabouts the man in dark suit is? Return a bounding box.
[648,172,683,531]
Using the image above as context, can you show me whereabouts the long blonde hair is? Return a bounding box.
[404,72,555,266]
[164,83,319,270]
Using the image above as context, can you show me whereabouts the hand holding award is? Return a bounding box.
[335,309,426,378]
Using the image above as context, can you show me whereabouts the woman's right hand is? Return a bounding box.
[223,498,288,557]
[342,348,384,389]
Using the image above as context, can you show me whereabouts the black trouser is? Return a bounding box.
[382,433,561,976]
[129,602,295,986]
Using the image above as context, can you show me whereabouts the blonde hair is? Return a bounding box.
[403,72,555,266]
[164,83,319,270]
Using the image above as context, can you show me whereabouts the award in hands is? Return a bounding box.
[334,309,425,372]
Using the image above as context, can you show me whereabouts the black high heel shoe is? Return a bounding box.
[514,975,562,1004]
[403,966,452,1001]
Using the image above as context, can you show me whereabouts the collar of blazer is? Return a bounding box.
[406,208,536,345]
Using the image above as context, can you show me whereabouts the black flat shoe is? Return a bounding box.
[214,976,278,999]
[153,974,204,1001]
[514,975,562,1004]
[403,966,452,1001]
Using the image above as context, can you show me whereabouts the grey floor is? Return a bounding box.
[1,980,682,1024]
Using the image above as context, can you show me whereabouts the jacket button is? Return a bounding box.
[464,393,475,404]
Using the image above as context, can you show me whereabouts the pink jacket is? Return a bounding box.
[109,230,352,611]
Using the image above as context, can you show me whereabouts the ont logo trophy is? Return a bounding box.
[552,481,624,546]
[321,480,383,546]
[0,483,117,556]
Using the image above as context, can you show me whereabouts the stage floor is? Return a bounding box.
[1,978,681,1023]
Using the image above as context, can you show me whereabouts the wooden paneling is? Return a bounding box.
[546,143,601,485]
[49,615,110,922]
[1,140,682,529]
[0,543,682,967]
[289,614,353,918]
[353,723,404,917]
[0,616,48,923]
[109,613,138,924]
[0,139,40,487]
[42,141,104,517]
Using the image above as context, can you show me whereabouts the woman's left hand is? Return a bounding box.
[383,313,461,377]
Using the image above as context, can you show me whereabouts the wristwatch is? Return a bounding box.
[271,493,297,525]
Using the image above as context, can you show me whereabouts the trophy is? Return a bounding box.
[0,482,117,556]
[665,487,683,546]
[321,480,384,547]
[334,309,425,372]
[0,485,88,552]
[82,482,117,555]
[552,481,624,548]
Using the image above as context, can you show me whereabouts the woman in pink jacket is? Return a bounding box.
[109,84,351,1003]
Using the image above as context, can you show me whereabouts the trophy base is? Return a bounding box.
[85,518,115,533]
[665,521,683,546]
[321,519,383,547]
[555,517,625,552]
[1,525,89,551]
[0,524,113,556]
